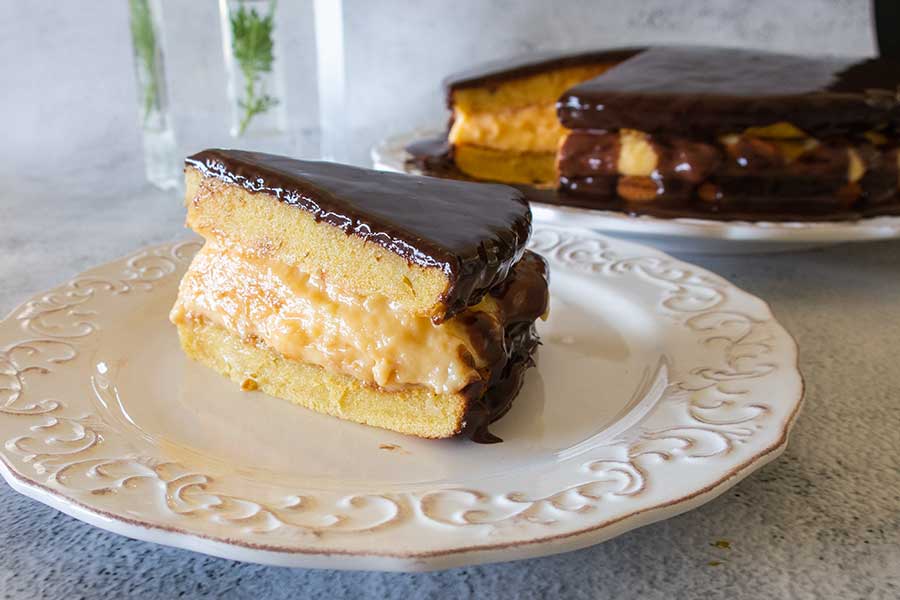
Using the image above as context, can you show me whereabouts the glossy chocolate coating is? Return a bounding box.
[406,136,900,221]
[460,250,549,443]
[559,47,900,136]
[186,149,532,322]
[558,129,899,210]
[466,322,540,444]
[443,47,642,99]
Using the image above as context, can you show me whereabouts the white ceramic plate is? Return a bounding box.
[0,227,802,571]
[372,130,900,255]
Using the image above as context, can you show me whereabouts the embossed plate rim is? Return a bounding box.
[0,228,803,571]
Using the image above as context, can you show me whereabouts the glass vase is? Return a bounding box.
[219,0,288,143]
[128,0,179,190]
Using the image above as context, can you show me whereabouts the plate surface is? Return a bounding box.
[0,227,802,571]
[372,130,900,255]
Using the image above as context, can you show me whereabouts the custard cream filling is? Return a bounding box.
[617,129,658,176]
[171,242,499,395]
[450,104,569,153]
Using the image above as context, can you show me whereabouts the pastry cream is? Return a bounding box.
[617,129,658,176]
[449,104,568,153]
[171,242,501,395]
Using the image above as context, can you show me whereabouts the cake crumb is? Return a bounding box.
[379,443,406,453]
[707,560,723,567]
[711,540,731,550]
[240,378,259,391]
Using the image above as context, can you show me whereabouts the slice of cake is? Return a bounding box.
[444,49,640,186]
[171,149,549,440]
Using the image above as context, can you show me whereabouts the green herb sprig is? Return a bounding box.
[129,0,160,124]
[231,0,279,135]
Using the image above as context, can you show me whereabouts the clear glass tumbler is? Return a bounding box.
[128,0,179,190]
[219,0,289,141]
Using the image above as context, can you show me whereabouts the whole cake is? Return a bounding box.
[410,46,900,219]
[171,149,549,440]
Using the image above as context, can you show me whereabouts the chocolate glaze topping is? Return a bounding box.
[186,149,532,322]
[559,47,900,136]
[443,47,643,101]
[557,128,899,211]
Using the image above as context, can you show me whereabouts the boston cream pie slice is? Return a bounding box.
[171,149,549,440]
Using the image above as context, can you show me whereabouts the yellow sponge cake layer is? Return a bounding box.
[185,168,449,320]
[450,64,613,114]
[454,145,558,187]
[176,318,470,438]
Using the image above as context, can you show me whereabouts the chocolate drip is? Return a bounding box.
[186,149,532,322]
[559,47,900,137]
[559,131,723,185]
[466,322,540,444]
[652,137,722,184]
[406,137,900,221]
[459,251,549,444]
[559,129,897,210]
[404,137,455,173]
[556,131,621,177]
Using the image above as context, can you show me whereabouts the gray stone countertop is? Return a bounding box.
[0,166,897,599]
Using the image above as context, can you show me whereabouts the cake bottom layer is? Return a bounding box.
[176,318,538,440]
[454,144,557,187]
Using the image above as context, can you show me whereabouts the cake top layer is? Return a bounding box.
[443,47,642,94]
[185,149,532,317]
[558,46,900,136]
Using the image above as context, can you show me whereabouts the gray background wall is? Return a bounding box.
[0,0,876,185]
